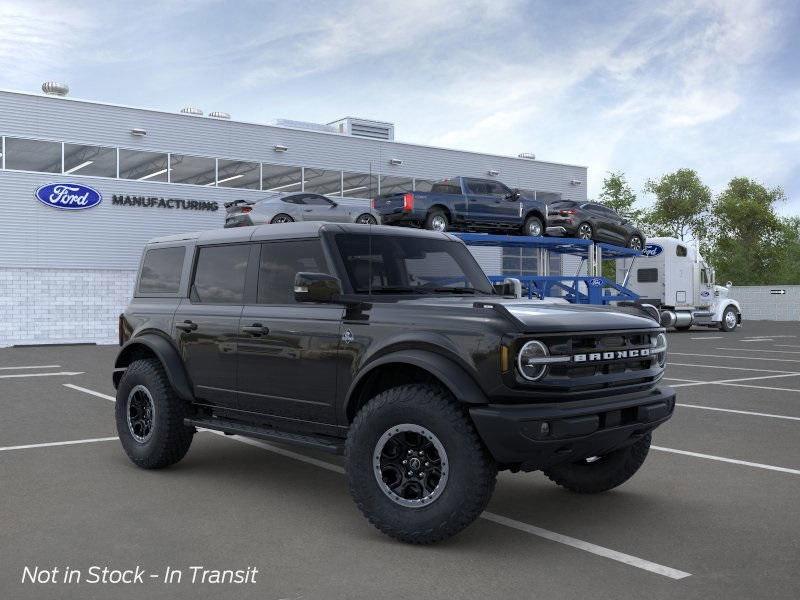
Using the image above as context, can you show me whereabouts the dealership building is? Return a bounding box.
[0,84,588,346]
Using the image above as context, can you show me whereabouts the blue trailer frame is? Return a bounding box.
[455,233,641,305]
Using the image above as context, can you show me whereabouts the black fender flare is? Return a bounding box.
[113,334,194,401]
[345,349,487,417]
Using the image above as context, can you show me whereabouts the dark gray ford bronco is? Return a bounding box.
[114,222,674,544]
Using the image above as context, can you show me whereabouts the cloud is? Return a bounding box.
[0,1,92,82]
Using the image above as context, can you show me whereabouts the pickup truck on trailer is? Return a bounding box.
[373,176,550,236]
[113,223,674,544]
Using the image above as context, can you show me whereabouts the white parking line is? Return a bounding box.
[719,382,800,393]
[665,373,800,388]
[481,512,691,580]
[716,347,800,354]
[676,403,800,422]
[652,446,800,476]
[739,338,773,342]
[63,383,116,401]
[0,436,118,452]
[0,364,61,370]
[0,371,84,379]
[775,344,800,349]
[211,432,691,580]
[689,336,724,340]
[669,363,799,373]
[671,352,800,363]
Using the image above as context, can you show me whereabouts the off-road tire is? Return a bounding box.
[543,433,651,494]
[522,215,544,237]
[270,213,294,224]
[720,306,738,332]
[115,358,194,469]
[346,383,497,544]
[424,209,449,232]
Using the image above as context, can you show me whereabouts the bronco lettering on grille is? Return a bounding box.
[573,348,651,363]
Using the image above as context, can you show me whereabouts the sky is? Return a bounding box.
[2,0,799,212]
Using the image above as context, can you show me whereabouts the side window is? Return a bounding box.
[701,269,709,284]
[192,245,250,304]
[485,181,510,196]
[258,240,329,304]
[466,179,489,195]
[304,195,333,206]
[637,268,659,283]
[137,246,186,295]
[430,181,461,194]
[282,195,304,204]
[676,245,688,257]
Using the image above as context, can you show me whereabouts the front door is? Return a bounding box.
[236,239,343,425]
[299,194,349,222]
[173,243,252,409]
[463,179,495,226]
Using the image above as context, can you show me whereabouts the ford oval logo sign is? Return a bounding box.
[588,277,604,287]
[641,243,663,257]
[35,183,102,210]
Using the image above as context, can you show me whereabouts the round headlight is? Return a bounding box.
[652,332,667,367]
[517,340,550,381]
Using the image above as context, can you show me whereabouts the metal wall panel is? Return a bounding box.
[0,90,588,201]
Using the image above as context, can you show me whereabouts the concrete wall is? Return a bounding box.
[730,286,800,322]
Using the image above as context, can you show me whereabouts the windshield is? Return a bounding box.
[334,233,494,295]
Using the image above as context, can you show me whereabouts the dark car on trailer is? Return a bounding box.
[373,176,552,237]
[113,222,674,544]
[547,200,645,249]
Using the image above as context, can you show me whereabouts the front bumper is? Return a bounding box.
[469,386,675,470]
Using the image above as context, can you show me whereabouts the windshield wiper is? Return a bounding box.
[429,287,486,294]
[354,286,425,294]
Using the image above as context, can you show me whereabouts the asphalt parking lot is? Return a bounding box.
[2,321,800,600]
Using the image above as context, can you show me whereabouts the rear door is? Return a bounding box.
[236,238,343,425]
[463,179,495,225]
[173,243,252,408]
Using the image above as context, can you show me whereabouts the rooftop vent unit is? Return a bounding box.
[518,152,536,160]
[328,117,395,141]
[269,119,337,134]
[208,111,231,119]
[180,106,203,116]
[42,82,69,96]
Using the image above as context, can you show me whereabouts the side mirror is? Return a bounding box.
[726,281,732,288]
[493,277,522,298]
[329,201,338,208]
[505,189,521,201]
[294,272,342,303]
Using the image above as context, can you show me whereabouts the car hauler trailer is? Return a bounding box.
[456,233,643,306]
[615,237,742,332]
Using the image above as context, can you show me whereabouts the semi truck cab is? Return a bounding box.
[616,236,742,332]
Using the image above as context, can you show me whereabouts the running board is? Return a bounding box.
[185,417,345,454]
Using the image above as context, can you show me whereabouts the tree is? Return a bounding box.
[642,169,711,241]
[598,171,641,221]
[707,178,786,285]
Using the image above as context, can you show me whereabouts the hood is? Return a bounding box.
[394,296,660,333]
[714,285,729,299]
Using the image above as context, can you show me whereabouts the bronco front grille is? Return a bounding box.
[534,331,662,394]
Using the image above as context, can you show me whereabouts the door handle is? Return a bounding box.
[175,320,198,332]
[303,208,313,212]
[241,324,270,336]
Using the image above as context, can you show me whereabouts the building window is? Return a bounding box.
[170,154,216,186]
[217,159,260,189]
[192,244,250,304]
[379,175,413,196]
[63,144,117,177]
[413,178,436,192]
[119,149,169,182]
[341,171,377,198]
[4,137,61,173]
[262,164,302,192]
[304,168,342,196]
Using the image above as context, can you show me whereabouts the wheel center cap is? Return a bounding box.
[409,457,421,470]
